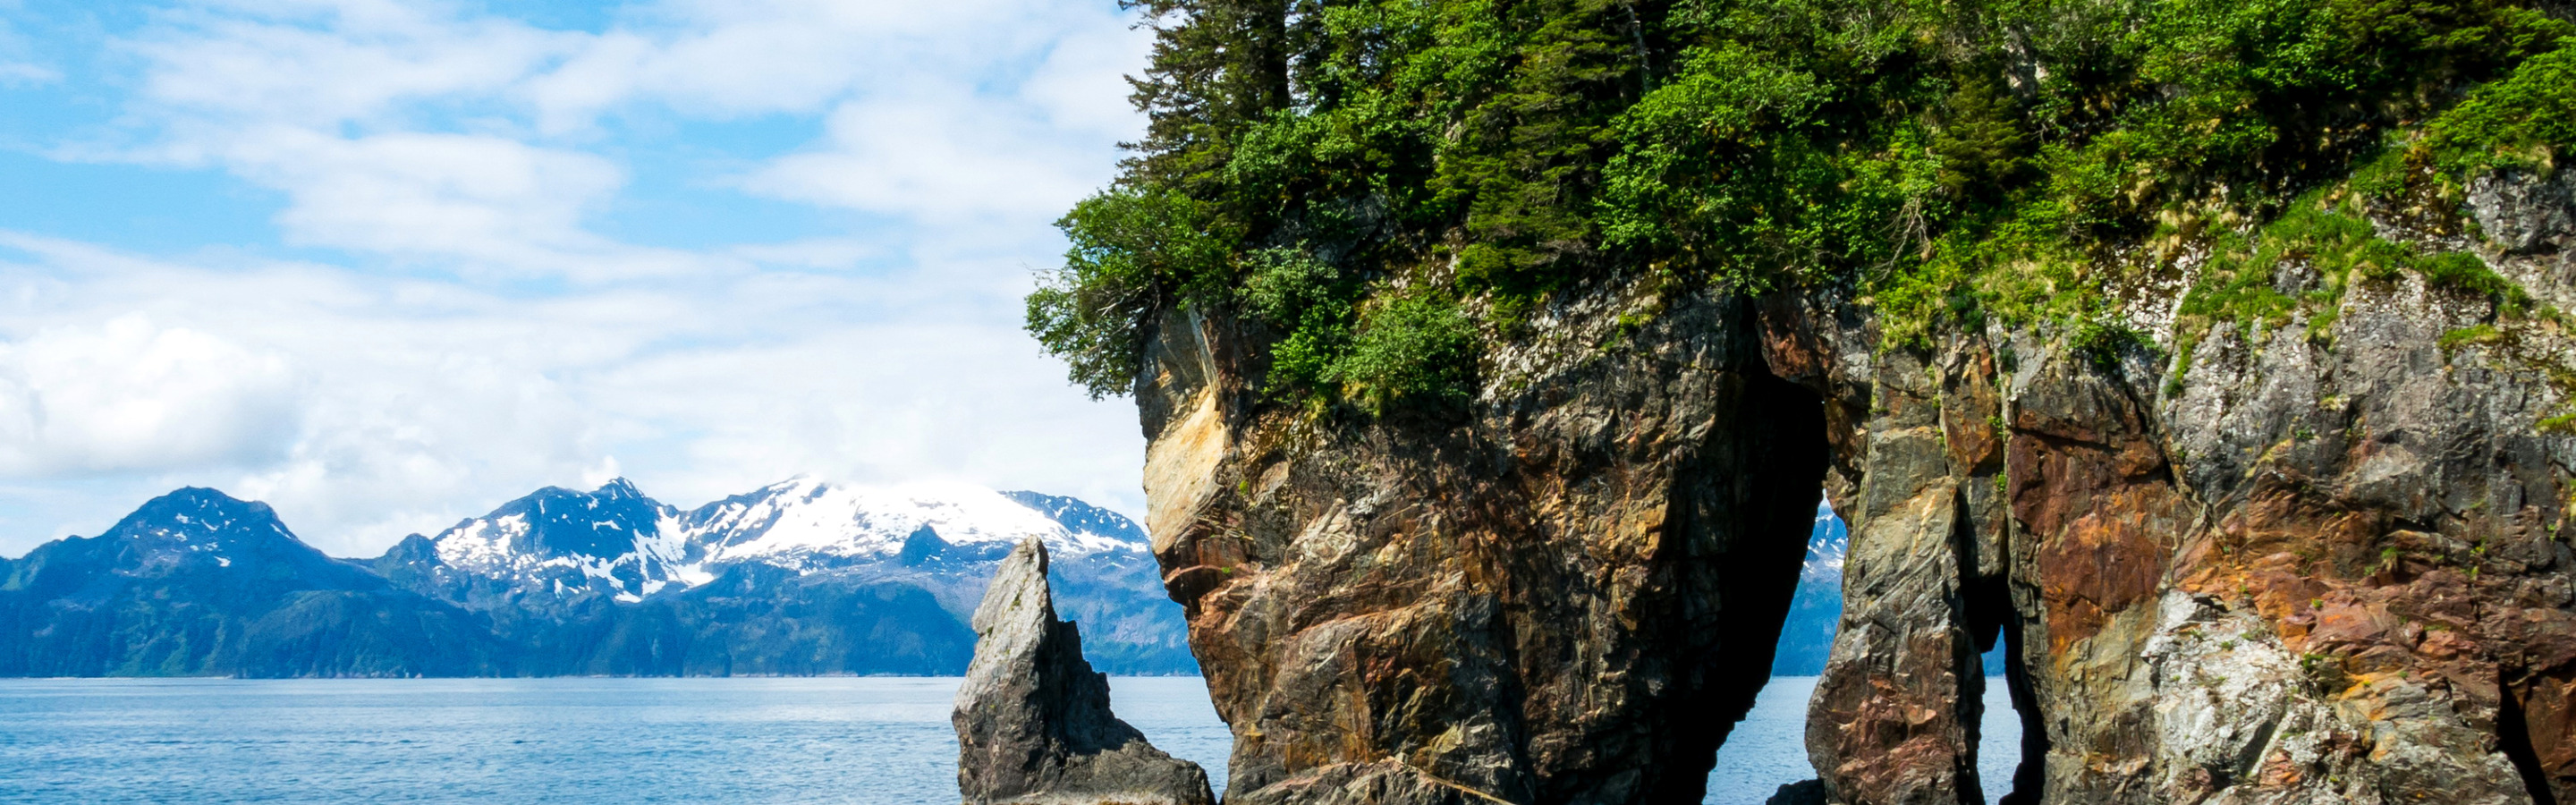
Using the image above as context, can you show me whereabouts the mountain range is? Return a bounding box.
[1774,503,1847,676]
[0,481,1856,679]
[0,479,1188,677]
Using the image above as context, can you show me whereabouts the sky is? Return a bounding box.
[0,0,1157,558]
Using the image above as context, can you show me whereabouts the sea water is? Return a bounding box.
[0,675,2018,804]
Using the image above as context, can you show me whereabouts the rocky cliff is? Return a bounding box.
[1126,174,2576,805]
[1775,169,2576,805]
[1143,285,1828,804]
[1037,0,2576,800]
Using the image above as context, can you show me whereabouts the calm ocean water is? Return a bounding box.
[0,675,2018,804]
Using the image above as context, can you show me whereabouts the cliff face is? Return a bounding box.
[1784,169,2576,805]
[1137,174,2576,803]
[1142,289,1827,803]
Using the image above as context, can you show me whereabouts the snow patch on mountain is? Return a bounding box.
[1802,499,1848,581]
[419,480,696,601]
[409,476,1148,602]
[114,487,300,557]
[683,477,1133,572]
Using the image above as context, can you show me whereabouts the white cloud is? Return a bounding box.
[128,0,567,130]
[0,233,1142,558]
[0,0,1156,556]
[0,314,300,477]
[742,94,1102,221]
[0,1,61,87]
[81,0,1147,275]
[1021,21,1156,137]
[243,129,630,259]
[526,0,1070,125]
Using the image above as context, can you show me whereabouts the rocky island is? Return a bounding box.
[1013,0,2576,801]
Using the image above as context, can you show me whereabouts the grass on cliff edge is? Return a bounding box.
[1028,0,2576,411]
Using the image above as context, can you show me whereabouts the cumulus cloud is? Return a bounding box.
[0,233,1143,558]
[0,314,299,477]
[80,0,1146,276]
[0,0,1154,556]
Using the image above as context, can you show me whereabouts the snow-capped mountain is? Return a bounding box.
[394,477,1153,606]
[0,480,1182,677]
[86,487,377,586]
[0,488,505,677]
[420,479,695,603]
[1775,499,1848,675]
[1801,500,1848,581]
[682,477,1140,572]
[368,476,1190,674]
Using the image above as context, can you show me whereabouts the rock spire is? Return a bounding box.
[953,537,1214,805]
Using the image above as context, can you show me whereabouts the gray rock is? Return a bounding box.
[2470,168,2576,255]
[953,537,1214,805]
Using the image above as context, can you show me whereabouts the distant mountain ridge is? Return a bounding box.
[0,488,506,677]
[1772,502,1847,676]
[0,480,1190,678]
[1769,502,2001,677]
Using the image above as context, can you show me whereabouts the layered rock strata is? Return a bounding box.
[1137,175,2576,804]
[953,538,1215,805]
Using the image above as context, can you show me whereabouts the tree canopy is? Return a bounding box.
[1030,0,2576,406]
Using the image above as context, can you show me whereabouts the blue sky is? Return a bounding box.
[0,0,1154,557]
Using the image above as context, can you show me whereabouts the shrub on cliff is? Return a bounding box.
[1029,0,2576,403]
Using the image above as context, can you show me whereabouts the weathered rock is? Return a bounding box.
[953,537,1214,805]
[1142,285,1828,805]
[1129,147,2576,805]
[1776,167,2576,805]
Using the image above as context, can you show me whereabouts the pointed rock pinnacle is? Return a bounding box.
[953,537,1215,805]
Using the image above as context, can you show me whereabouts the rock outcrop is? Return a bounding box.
[1133,174,2576,803]
[953,537,1215,805]
[1777,169,2576,805]
[1141,287,1829,803]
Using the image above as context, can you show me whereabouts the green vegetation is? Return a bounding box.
[2440,325,2503,352]
[2422,40,2576,177]
[1334,292,1479,411]
[1029,189,1231,398]
[1028,0,2576,411]
[2164,191,2529,390]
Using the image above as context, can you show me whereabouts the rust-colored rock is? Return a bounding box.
[1125,163,2576,805]
[1775,168,2576,805]
[1140,292,1827,804]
